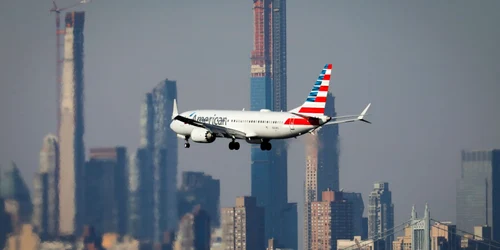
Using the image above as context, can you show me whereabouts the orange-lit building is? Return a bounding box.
[310,190,353,250]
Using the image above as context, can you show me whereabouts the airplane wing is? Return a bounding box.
[173,115,247,139]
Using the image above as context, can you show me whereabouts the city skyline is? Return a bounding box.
[1,0,500,248]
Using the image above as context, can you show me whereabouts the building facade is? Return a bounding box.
[84,147,128,235]
[177,171,220,228]
[310,190,353,250]
[58,11,86,236]
[368,182,395,250]
[343,192,365,238]
[33,134,59,238]
[280,202,297,250]
[140,93,154,150]
[457,149,500,242]
[174,206,211,250]
[127,147,155,240]
[221,196,265,250]
[141,80,178,242]
[430,221,460,250]
[0,162,33,228]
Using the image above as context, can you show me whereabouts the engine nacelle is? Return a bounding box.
[190,128,216,143]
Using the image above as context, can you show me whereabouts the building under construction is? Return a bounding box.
[58,11,86,237]
[249,0,296,249]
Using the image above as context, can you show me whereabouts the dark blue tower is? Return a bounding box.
[249,0,295,248]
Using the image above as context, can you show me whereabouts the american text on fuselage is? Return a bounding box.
[192,114,228,126]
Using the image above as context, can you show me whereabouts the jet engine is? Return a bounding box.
[190,128,216,143]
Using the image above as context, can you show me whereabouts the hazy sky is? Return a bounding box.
[1,0,500,245]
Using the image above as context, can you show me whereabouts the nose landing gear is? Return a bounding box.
[184,136,190,148]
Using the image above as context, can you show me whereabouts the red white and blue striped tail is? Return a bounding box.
[289,63,332,117]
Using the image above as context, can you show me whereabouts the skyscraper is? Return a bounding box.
[33,134,59,238]
[221,196,265,250]
[303,92,339,250]
[270,4,289,239]
[280,202,298,250]
[140,93,154,150]
[177,171,221,228]
[310,190,353,250]
[250,0,272,112]
[174,206,211,250]
[84,158,118,235]
[127,147,154,240]
[457,149,500,242]
[142,79,178,241]
[0,162,33,227]
[431,221,460,250]
[343,192,365,238]
[368,182,395,250]
[58,11,86,236]
[271,0,287,113]
[250,2,274,238]
[250,0,292,244]
[84,147,128,235]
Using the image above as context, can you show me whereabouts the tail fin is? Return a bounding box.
[289,64,332,117]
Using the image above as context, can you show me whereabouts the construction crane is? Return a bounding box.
[49,0,90,135]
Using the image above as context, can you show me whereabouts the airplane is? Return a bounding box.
[169,64,371,151]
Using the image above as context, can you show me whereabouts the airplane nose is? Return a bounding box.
[169,120,176,131]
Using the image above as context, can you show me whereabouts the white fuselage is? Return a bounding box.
[170,109,329,143]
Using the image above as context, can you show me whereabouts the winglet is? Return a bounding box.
[172,99,179,119]
[357,103,372,124]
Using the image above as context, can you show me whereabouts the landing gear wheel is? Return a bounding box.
[260,142,272,151]
[184,136,190,149]
[229,141,240,150]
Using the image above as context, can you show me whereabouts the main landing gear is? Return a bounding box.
[229,139,240,150]
[184,136,190,148]
[260,141,272,151]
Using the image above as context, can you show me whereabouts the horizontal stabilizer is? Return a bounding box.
[323,103,372,126]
